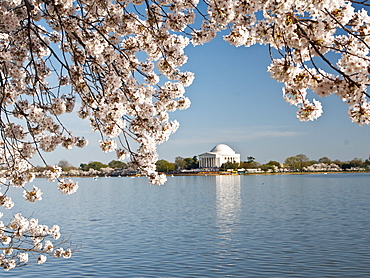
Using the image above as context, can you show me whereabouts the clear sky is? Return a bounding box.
[39,33,370,167]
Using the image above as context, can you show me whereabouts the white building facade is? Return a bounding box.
[199,144,241,168]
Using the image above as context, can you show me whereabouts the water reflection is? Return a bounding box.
[2,174,370,277]
[215,175,241,240]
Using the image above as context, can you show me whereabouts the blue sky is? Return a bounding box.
[157,36,370,164]
[39,33,370,167]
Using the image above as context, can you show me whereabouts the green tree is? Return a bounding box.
[318,157,332,164]
[260,164,273,172]
[246,156,256,163]
[365,155,370,165]
[80,161,108,171]
[156,160,175,172]
[184,156,199,169]
[284,156,301,171]
[266,160,281,167]
[342,158,364,170]
[79,163,88,171]
[175,156,187,170]
[191,156,199,169]
[220,162,240,171]
[350,158,364,167]
[333,159,344,168]
[174,156,199,170]
[261,160,281,172]
[285,154,310,171]
[239,156,260,169]
[108,160,127,169]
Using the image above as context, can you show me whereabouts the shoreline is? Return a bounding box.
[169,171,369,177]
[49,170,370,179]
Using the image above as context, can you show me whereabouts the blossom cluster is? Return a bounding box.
[0,213,71,271]
[303,163,342,172]
[193,0,370,123]
[1,0,369,186]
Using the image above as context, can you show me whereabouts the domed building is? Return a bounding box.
[199,144,240,168]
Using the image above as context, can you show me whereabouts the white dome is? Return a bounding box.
[210,144,236,155]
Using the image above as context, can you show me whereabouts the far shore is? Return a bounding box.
[168,171,369,177]
[46,170,370,179]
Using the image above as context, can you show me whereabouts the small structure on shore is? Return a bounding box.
[199,144,241,168]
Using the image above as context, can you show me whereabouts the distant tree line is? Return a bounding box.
[283,154,370,171]
[156,154,370,173]
[35,155,370,174]
[155,156,198,172]
[79,160,127,171]
[35,159,128,172]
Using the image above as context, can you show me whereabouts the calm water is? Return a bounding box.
[2,173,370,277]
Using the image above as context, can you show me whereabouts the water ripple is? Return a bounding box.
[2,174,370,277]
